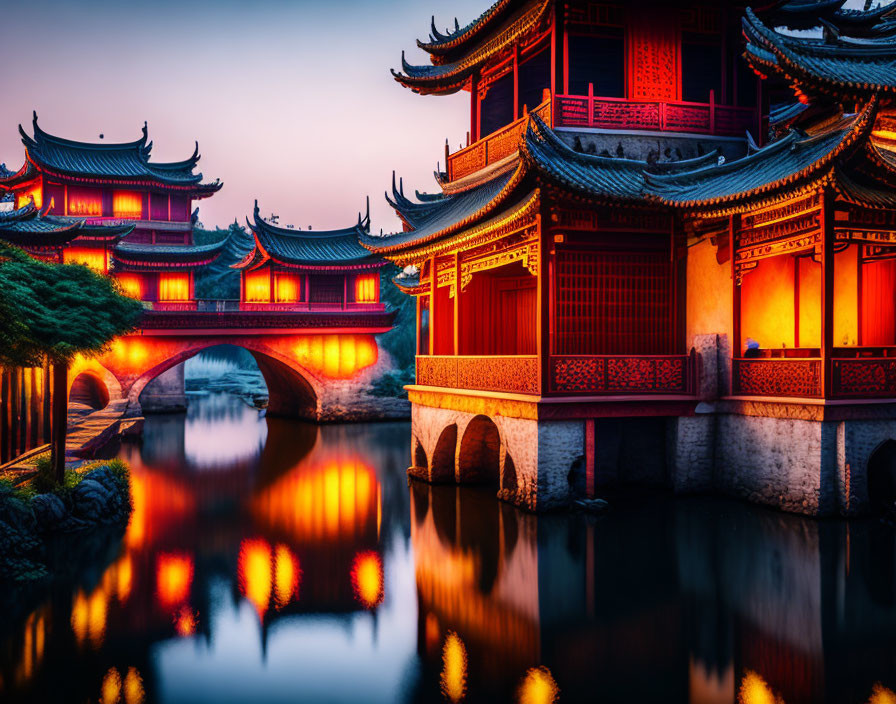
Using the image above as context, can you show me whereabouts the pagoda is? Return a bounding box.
[364,0,896,516]
[0,114,224,309]
[235,200,385,311]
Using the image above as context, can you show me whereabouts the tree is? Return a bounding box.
[0,244,143,481]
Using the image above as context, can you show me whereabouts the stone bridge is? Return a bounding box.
[67,309,399,423]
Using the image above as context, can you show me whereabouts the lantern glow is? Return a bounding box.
[155,552,193,610]
[116,274,144,299]
[63,247,108,272]
[245,270,271,302]
[351,550,383,608]
[293,334,378,379]
[275,273,300,303]
[113,190,143,219]
[158,273,190,301]
[354,273,379,303]
[238,538,272,619]
[15,183,42,210]
[67,187,102,216]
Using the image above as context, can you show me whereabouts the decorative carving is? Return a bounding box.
[733,359,822,398]
[741,193,821,230]
[593,101,661,131]
[550,355,689,394]
[417,356,539,394]
[833,358,896,397]
[564,3,624,30]
[460,238,539,290]
[552,207,671,233]
[629,15,678,102]
[664,104,711,133]
[139,310,394,330]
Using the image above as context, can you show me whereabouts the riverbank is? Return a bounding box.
[0,459,132,582]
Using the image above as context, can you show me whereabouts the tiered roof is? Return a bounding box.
[0,200,132,250]
[392,0,552,95]
[0,113,222,197]
[365,98,888,259]
[112,239,230,271]
[235,200,382,271]
[743,5,896,104]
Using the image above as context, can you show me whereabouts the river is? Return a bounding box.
[1,391,895,703]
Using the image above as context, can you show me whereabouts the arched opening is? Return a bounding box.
[413,436,428,471]
[69,372,110,411]
[502,451,519,494]
[430,424,458,483]
[868,440,896,511]
[458,415,501,486]
[249,352,317,420]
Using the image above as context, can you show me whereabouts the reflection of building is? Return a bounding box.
[363,0,896,516]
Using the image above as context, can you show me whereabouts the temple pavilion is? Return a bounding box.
[234,200,385,311]
[0,114,224,309]
[363,0,896,515]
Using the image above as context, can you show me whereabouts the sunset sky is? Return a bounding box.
[0,0,484,231]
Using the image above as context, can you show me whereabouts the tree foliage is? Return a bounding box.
[377,264,417,371]
[0,243,143,367]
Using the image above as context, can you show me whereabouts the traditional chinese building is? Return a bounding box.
[0,113,224,309]
[235,200,385,312]
[364,0,896,515]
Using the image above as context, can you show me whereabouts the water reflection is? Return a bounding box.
[1,392,895,703]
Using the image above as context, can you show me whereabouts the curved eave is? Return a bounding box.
[265,254,386,271]
[392,275,427,295]
[651,98,878,211]
[392,0,551,96]
[416,0,516,57]
[0,160,39,190]
[112,239,226,269]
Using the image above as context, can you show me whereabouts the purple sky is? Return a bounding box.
[0,0,484,231]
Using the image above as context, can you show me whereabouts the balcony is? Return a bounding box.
[415,353,696,396]
[553,90,758,138]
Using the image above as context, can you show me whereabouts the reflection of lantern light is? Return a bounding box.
[274,544,299,609]
[440,631,467,703]
[101,668,121,704]
[738,671,782,704]
[156,552,193,610]
[239,539,272,619]
[518,667,559,704]
[869,684,896,704]
[124,668,145,704]
[116,554,133,604]
[175,606,197,637]
[351,551,383,608]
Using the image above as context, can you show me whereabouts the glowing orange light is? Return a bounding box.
[351,551,383,608]
[238,539,272,619]
[517,667,559,704]
[275,274,300,303]
[869,684,896,704]
[124,668,145,704]
[174,606,198,637]
[155,552,193,610]
[274,544,300,609]
[159,273,190,301]
[63,247,108,272]
[354,273,379,303]
[116,553,133,604]
[245,269,271,302]
[116,274,144,299]
[441,631,468,703]
[101,668,122,704]
[67,187,102,216]
[113,190,143,219]
[15,183,42,210]
[251,458,379,544]
[293,334,378,379]
[738,670,783,704]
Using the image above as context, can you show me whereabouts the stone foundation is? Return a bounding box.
[139,365,186,413]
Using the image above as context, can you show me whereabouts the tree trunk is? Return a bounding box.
[51,359,68,484]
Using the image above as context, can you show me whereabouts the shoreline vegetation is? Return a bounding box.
[0,456,133,583]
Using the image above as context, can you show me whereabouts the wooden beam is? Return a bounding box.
[429,256,436,357]
[537,208,550,394]
[731,215,742,361]
[453,252,461,355]
[821,188,834,397]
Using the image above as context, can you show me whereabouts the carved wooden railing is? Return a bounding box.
[152,301,198,312]
[831,356,896,398]
[446,96,552,182]
[139,309,395,331]
[416,355,540,395]
[733,358,823,398]
[549,354,695,395]
[554,89,758,138]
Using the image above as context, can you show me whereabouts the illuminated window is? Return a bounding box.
[115,274,144,299]
[354,273,378,303]
[67,187,102,216]
[274,273,300,303]
[113,190,143,219]
[245,270,271,302]
[15,183,42,210]
[158,273,190,301]
[63,247,108,273]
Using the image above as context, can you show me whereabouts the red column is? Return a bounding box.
[585,419,595,498]
[821,188,834,397]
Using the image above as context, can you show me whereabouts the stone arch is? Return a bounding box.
[501,449,519,494]
[868,439,896,511]
[68,371,110,411]
[123,340,322,421]
[458,415,501,486]
[413,436,428,470]
[430,423,458,483]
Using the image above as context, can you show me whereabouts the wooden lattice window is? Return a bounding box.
[309,275,344,304]
[555,247,674,355]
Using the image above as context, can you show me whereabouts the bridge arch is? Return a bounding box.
[430,423,458,483]
[69,371,111,411]
[110,338,325,421]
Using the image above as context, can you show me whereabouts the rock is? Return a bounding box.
[0,491,36,534]
[71,479,116,523]
[31,493,69,532]
[572,497,609,514]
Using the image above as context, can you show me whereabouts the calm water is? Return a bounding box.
[2,392,896,703]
